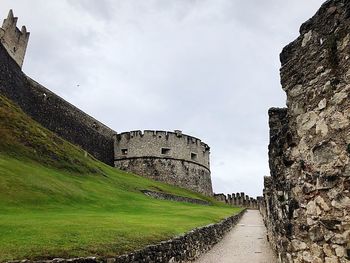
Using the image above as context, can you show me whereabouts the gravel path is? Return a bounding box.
[195,210,277,263]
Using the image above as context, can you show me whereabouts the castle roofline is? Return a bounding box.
[116,130,210,150]
[1,9,30,68]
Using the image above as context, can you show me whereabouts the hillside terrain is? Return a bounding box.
[0,94,239,261]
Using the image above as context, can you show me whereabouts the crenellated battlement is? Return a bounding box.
[116,130,210,151]
[115,130,210,169]
[114,130,213,195]
[0,10,30,68]
[214,192,262,209]
[116,129,209,147]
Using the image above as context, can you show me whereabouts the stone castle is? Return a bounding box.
[115,130,212,195]
[0,10,213,196]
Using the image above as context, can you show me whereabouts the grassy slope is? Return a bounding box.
[0,95,240,261]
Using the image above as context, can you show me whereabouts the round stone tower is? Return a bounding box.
[114,130,213,196]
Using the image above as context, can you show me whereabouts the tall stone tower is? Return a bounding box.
[0,10,30,68]
[114,130,213,196]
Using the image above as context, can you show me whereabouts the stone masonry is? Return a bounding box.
[214,192,260,209]
[0,10,29,68]
[0,40,117,166]
[262,1,350,262]
[114,130,213,196]
[0,10,117,166]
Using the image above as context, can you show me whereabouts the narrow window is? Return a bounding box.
[13,47,16,52]
[191,153,197,160]
[121,149,128,155]
[161,148,171,155]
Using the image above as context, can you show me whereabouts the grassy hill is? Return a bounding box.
[0,95,240,262]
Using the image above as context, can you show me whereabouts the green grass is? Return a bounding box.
[0,95,241,261]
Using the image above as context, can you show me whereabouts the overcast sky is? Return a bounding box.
[2,0,325,197]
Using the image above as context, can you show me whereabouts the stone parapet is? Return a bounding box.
[115,130,210,169]
[213,192,260,209]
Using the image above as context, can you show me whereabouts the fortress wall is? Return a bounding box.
[114,130,213,196]
[213,192,260,209]
[0,42,116,165]
[116,158,212,196]
[262,108,292,258]
[262,1,350,262]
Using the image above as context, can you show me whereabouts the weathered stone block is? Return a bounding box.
[114,130,213,196]
[262,1,350,262]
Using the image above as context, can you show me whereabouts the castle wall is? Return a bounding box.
[0,42,116,166]
[114,130,213,196]
[115,130,210,169]
[262,1,350,262]
[213,192,260,209]
[0,10,29,68]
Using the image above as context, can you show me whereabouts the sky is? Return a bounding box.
[2,0,325,197]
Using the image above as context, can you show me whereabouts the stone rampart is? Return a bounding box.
[115,130,210,168]
[262,1,350,262]
[114,130,213,196]
[0,41,116,165]
[214,192,260,209]
[9,210,246,263]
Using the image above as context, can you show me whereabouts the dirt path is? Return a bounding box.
[195,210,277,263]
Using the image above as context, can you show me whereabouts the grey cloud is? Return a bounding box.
[67,0,114,20]
[2,0,325,197]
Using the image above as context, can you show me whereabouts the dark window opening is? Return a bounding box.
[121,149,128,155]
[161,148,171,155]
[13,47,16,52]
[191,153,197,160]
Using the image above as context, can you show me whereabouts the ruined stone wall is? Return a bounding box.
[141,190,211,206]
[114,130,213,196]
[0,41,116,165]
[263,1,350,262]
[0,10,29,68]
